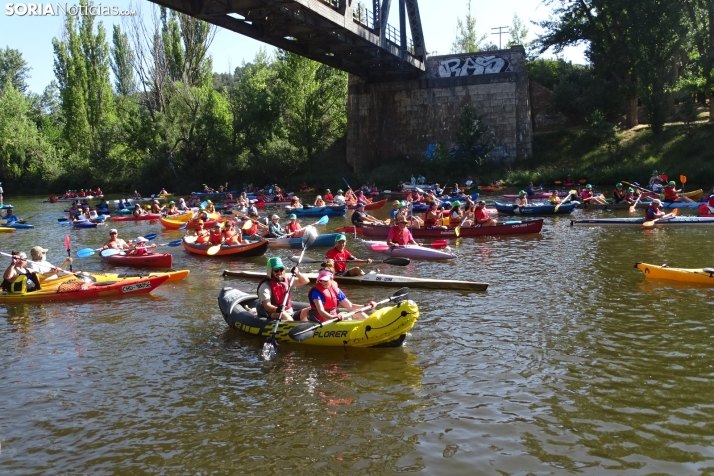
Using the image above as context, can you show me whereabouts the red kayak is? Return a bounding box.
[112,213,161,221]
[347,198,387,210]
[335,226,362,234]
[100,250,173,268]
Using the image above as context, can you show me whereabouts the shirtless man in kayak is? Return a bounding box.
[102,229,132,250]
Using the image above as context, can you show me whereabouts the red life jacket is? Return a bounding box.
[196,230,210,244]
[664,186,678,201]
[309,285,338,315]
[209,229,223,245]
[258,278,292,310]
[286,222,300,233]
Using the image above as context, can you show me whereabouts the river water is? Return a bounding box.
[1,194,713,474]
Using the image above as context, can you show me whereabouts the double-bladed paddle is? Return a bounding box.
[287,287,410,342]
[287,256,410,266]
[629,190,643,213]
[262,226,319,360]
[76,233,158,258]
[643,208,678,228]
[554,190,577,213]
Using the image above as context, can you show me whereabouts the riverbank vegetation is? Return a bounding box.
[0,0,712,193]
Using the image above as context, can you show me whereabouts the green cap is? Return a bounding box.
[337,189,343,193]
[200,206,206,210]
[519,190,525,195]
[616,183,622,187]
[267,257,284,269]
[335,233,347,242]
[669,180,675,185]
[169,200,175,204]
[586,184,592,189]
[399,201,407,207]
[653,170,658,174]
[207,200,212,204]
[289,213,297,219]
[628,187,634,192]
[452,200,461,207]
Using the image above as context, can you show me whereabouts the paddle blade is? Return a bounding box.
[206,244,222,255]
[382,257,410,266]
[431,240,449,249]
[680,175,687,184]
[179,222,188,230]
[642,220,655,228]
[454,226,461,238]
[242,220,253,230]
[165,239,184,247]
[65,234,70,250]
[183,236,198,244]
[628,205,636,213]
[672,208,679,216]
[301,225,318,248]
[76,248,96,258]
[262,338,277,359]
[143,233,157,241]
[316,215,329,226]
[100,249,123,257]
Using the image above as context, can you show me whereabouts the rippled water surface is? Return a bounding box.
[1,195,713,474]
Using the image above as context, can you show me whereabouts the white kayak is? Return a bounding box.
[222,270,487,291]
[361,240,457,260]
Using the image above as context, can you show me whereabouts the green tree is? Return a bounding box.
[507,14,529,47]
[682,0,714,122]
[111,24,136,96]
[455,101,494,165]
[274,51,347,164]
[0,47,31,93]
[450,0,488,53]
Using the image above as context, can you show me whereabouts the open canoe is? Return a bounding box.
[0,275,169,303]
[111,213,161,221]
[360,219,544,238]
[100,249,173,268]
[362,240,457,260]
[182,238,269,257]
[223,269,488,291]
[285,205,346,217]
[638,189,703,201]
[268,233,339,248]
[160,213,222,230]
[634,262,714,286]
[218,287,419,348]
[570,216,714,226]
[347,199,387,210]
[494,201,577,215]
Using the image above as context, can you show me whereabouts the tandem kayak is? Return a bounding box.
[99,249,173,268]
[360,219,544,238]
[159,213,222,230]
[494,201,578,215]
[182,238,269,257]
[362,240,457,260]
[223,269,488,291]
[634,262,714,286]
[111,213,161,221]
[0,275,169,303]
[570,217,714,226]
[285,205,346,217]
[40,269,190,289]
[218,287,419,348]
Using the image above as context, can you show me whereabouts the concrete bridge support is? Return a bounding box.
[346,46,532,172]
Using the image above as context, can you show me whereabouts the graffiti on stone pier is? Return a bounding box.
[431,55,512,78]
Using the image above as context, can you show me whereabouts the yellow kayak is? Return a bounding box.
[40,269,190,289]
[635,262,714,286]
[684,189,703,201]
[0,227,15,233]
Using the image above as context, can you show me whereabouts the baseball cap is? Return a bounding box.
[337,189,343,193]
[317,269,333,281]
[289,214,297,219]
[267,257,284,269]
[357,202,365,207]
[136,236,149,242]
[652,199,662,205]
[109,228,118,234]
[334,233,347,242]
[30,246,48,260]
[213,222,221,227]
[271,214,279,220]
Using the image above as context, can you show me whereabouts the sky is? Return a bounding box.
[0,0,587,94]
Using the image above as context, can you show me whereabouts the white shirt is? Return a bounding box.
[28,259,60,280]
[465,179,473,187]
[334,195,345,205]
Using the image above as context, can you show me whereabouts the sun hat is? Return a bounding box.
[652,199,662,205]
[393,200,400,206]
[616,183,623,187]
[271,214,279,220]
[452,201,461,207]
[136,236,149,242]
[669,180,676,185]
[397,216,408,223]
[334,233,347,243]
[109,228,118,234]
[30,246,48,260]
[586,184,592,189]
[289,214,297,219]
[317,269,333,281]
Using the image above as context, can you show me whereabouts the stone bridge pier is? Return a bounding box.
[346,45,532,172]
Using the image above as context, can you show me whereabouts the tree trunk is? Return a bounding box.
[709,93,714,122]
[625,94,639,129]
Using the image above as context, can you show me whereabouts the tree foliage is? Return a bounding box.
[0,47,31,93]
[450,0,488,53]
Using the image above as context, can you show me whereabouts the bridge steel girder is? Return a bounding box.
[148,0,426,80]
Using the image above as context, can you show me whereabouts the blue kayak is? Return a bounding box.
[192,190,237,198]
[5,222,34,229]
[1,204,13,209]
[285,205,346,217]
[494,201,577,215]
[72,221,98,228]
